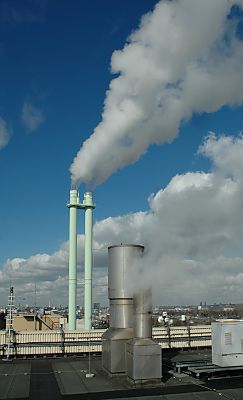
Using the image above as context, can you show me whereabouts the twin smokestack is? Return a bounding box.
[67,190,95,331]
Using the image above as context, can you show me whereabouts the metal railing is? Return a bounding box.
[0,325,212,358]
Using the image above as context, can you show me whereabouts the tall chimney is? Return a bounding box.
[67,189,79,330]
[83,191,95,331]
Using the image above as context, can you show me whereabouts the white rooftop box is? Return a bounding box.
[212,320,243,367]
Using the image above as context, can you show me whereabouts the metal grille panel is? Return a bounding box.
[225,332,232,345]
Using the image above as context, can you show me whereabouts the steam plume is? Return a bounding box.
[70,0,243,187]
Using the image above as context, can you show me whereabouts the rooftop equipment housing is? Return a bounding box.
[102,244,144,375]
[212,320,243,367]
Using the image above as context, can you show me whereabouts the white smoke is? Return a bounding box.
[4,133,243,305]
[70,0,243,187]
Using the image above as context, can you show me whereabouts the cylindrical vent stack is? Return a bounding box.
[68,189,78,331]
[83,191,95,331]
[102,244,144,375]
[134,288,152,339]
[108,245,144,330]
[108,244,144,299]
[126,287,162,384]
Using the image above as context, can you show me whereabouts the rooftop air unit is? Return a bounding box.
[212,320,243,367]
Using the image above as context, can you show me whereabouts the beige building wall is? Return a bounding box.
[13,314,66,331]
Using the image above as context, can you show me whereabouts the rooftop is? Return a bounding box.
[1,349,243,399]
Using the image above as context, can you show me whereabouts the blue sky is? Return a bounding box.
[1,0,243,306]
[0,0,158,262]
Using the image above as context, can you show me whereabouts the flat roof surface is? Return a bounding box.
[0,350,243,399]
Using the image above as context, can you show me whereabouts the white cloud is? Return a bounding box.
[0,116,10,149]
[199,133,243,180]
[2,134,243,306]
[70,0,243,187]
[22,102,45,132]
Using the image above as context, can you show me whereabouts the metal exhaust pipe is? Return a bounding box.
[134,288,152,339]
[102,244,144,375]
[126,288,162,384]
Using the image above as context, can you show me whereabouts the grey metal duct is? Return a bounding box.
[126,288,162,384]
[102,244,144,375]
[134,288,153,339]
